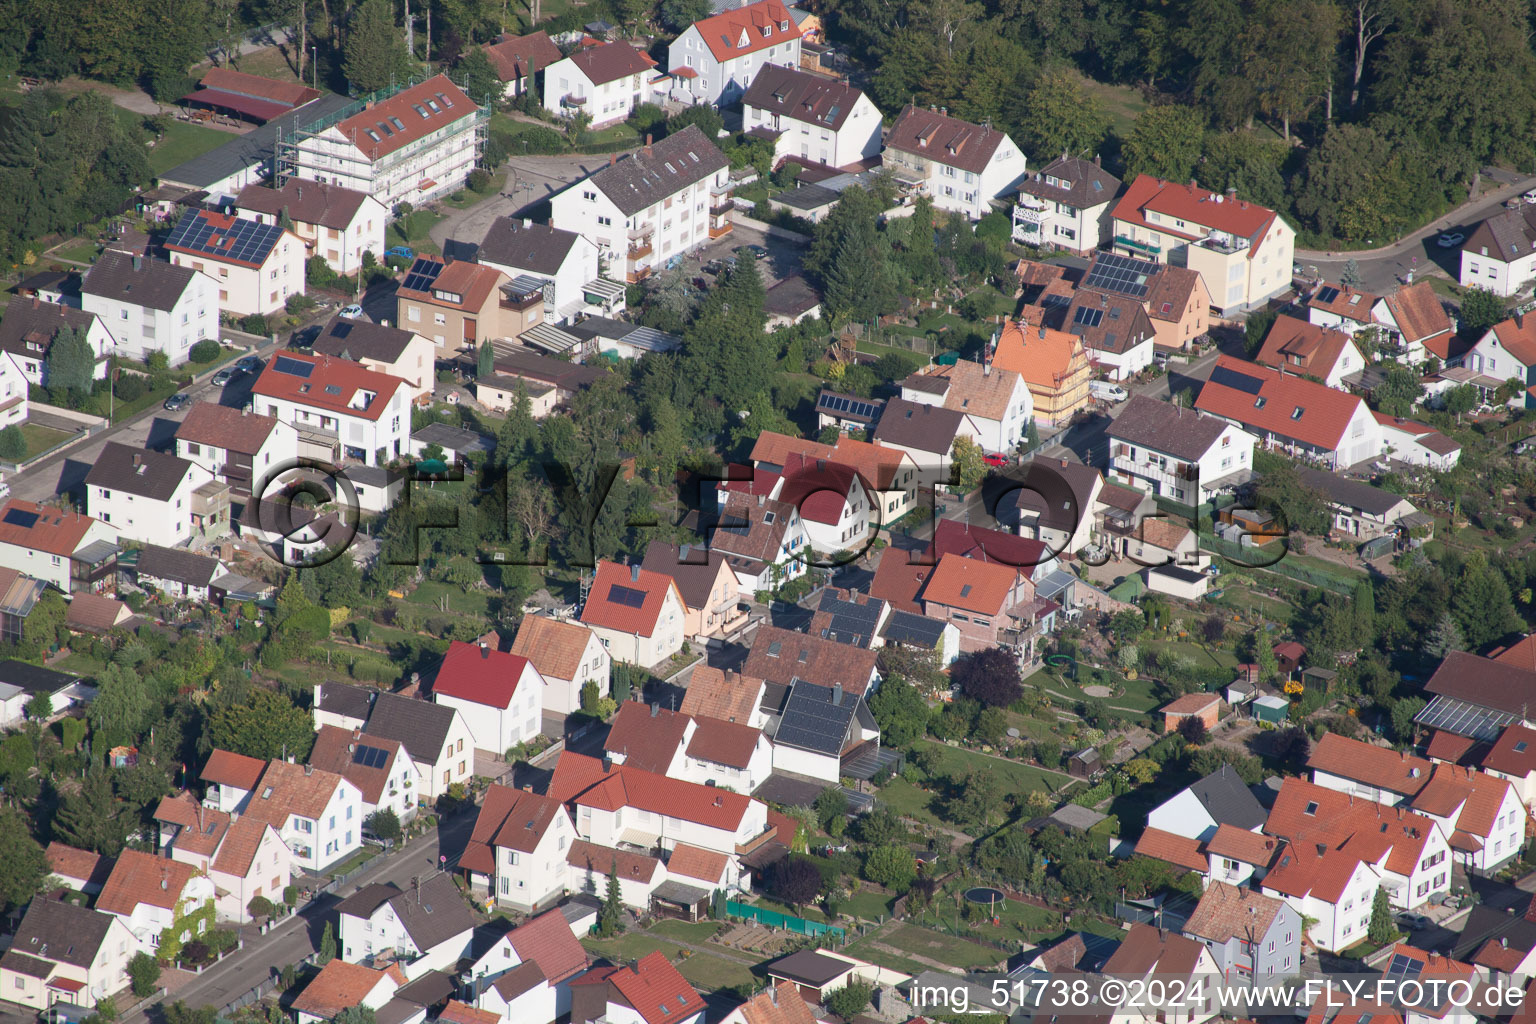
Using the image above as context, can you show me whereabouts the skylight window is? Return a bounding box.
[390,117,405,131]
[959,584,972,598]
[1254,396,1266,409]
[427,99,441,113]
[414,104,430,118]
[378,121,394,136]
[1304,801,1319,815]
[1518,741,1529,753]
[436,91,453,107]
[1291,406,1304,420]
[365,128,381,141]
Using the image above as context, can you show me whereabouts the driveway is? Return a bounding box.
[428,152,639,252]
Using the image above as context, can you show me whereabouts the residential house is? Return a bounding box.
[702,490,808,592]
[289,74,484,211]
[465,908,587,1018]
[363,691,475,801]
[1466,896,1536,977]
[764,275,821,327]
[291,960,410,1024]
[742,623,879,695]
[80,251,219,366]
[548,126,732,284]
[1459,204,1536,298]
[580,560,687,666]
[153,792,291,923]
[201,748,268,815]
[679,666,767,727]
[1078,251,1212,354]
[84,442,220,549]
[1295,467,1429,542]
[1373,414,1462,470]
[0,898,136,1012]
[605,700,772,795]
[1102,924,1220,1024]
[0,659,93,727]
[990,321,1091,426]
[308,725,418,825]
[1195,356,1384,469]
[810,587,890,648]
[164,208,305,316]
[235,179,387,275]
[565,315,683,360]
[508,615,610,716]
[741,65,881,168]
[1012,155,1120,253]
[899,358,1034,452]
[1255,315,1367,389]
[0,566,44,645]
[880,608,961,665]
[543,42,656,127]
[1373,282,1457,366]
[749,430,921,530]
[1465,313,1536,397]
[46,842,110,895]
[667,0,802,106]
[474,217,621,325]
[1414,650,1536,754]
[1009,456,1104,555]
[882,105,1029,220]
[136,544,226,601]
[771,452,874,555]
[312,317,436,401]
[1107,395,1254,507]
[489,348,607,404]
[95,849,217,954]
[174,402,300,499]
[235,495,346,566]
[1308,282,1379,335]
[65,591,133,636]
[430,640,545,754]
[335,875,475,979]
[768,678,879,783]
[917,552,1034,655]
[568,953,704,1024]
[251,351,411,467]
[1063,288,1157,381]
[1146,765,1267,843]
[396,256,532,353]
[870,398,977,476]
[640,540,748,640]
[240,758,366,873]
[0,297,111,388]
[1181,882,1300,980]
[566,840,664,909]
[482,31,563,99]
[717,986,820,1024]
[1111,175,1296,315]
[1481,723,1536,809]
[460,784,576,912]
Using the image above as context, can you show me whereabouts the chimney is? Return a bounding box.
[644,134,653,158]
[630,563,640,582]
[481,643,490,659]
[304,763,313,775]
[297,186,303,201]
[1094,154,1101,167]
[651,702,659,717]
[133,255,143,271]
[1060,458,1068,469]
[610,153,617,167]
[132,453,142,468]
[30,296,38,309]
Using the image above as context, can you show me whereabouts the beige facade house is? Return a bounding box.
[396,257,540,353]
[311,316,436,401]
[990,321,1091,426]
[0,898,136,1012]
[235,179,387,276]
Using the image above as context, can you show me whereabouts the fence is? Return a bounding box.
[1199,534,1356,595]
[222,952,318,1014]
[724,900,846,938]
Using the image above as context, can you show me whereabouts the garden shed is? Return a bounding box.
[1253,695,1290,724]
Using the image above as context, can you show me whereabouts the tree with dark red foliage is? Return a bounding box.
[767,856,824,910]
[950,647,1024,708]
[1178,715,1208,745]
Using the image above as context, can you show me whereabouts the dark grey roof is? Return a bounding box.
[564,315,633,342]
[1295,466,1411,517]
[871,398,965,456]
[767,948,854,986]
[137,543,222,588]
[763,274,821,317]
[1065,289,1155,355]
[9,897,117,969]
[85,442,197,501]
[815,390,882,425]
[771,183,839,211]
[1465,205,1536,263]
[742,64,865,131]
[394,970,457,1010]
[235,180,372,230]
[492,960,546,1000]
[775,679,858,756]
[640,540,729,611]
[345,463,399,488]
[1012,457,1101,533]
[1018,155,1120,209]
[475,217,582,277]
[411,422,494,455]
[0,299,99,362]
[335,882,398,919]
[365,691,457,767]
[587,126,729,217]
[159,91,355,190]
[1106,396,1231,461]
[880,609,948,649]
[0,659,80,696]
[313,316,421,364]
[81,251,198,313]
[814,590,885,648]
[1150,565,1205,584]
[387,873,475,952]
[466,917,516,961]
[1184,764,1266,830]
[318,681,377,721]
[1458,903,1536,960]
[493,348,607,391]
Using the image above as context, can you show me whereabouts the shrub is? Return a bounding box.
[127,952,161,997]
[283,884,300,906]
[181,941,210,965]
[285,293,316,314]
[240,314,270,336]
[189,339,220,363]
[247,895,276,920]
[0,426,25,460]
[307,255,341,289]
[468,168,492,192]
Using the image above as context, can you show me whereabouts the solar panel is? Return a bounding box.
[1082,252,1154,298]
[2,508,38,529]
[608,584,647,608]
[1387,954,1423,978]
[1415,695,1517,741]
[331,321,352,338]
[1209,364,1265,395]
[401,257,443,293]
[167,212,285,266]
[273,355,315,378]
[1316,286,1341,305]
[1073,306,1104,328]
[353,744,390,769]
[776,682,857,755]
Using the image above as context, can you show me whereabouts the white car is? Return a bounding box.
[1089,380,1129,403]
[1524,189,1536,204]
[1436,232,1465,249]
[339,303,364,318]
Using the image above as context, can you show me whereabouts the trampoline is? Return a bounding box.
[964,886,1006,907]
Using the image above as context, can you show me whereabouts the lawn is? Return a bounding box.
[588,122,640,146]
[581,933,684,962]
[881,923,1006,970]
[404,579,494,617]
[840,889,897,921]
[1141,639,1239,672]
[145,121,234,175]
[327,847,375,878]
[50,240,100,264]
[648,920,725,943]
[391,208,445,255]
[674,951,757,992]
[1075,73,1148,137]
[17,423,76,461]
[841,940,932,975]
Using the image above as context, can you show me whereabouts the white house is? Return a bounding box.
[1195,356,1383,470]
[482,31,563,100]
[200,748,268,816]
[1371,282,1457,367]
[153,793,292,924]
[236,180,387,276]
[288,75,483,212]
[882,105,1029,220]
[308,724,419,825]
[311,316,438,401]
[0,898,136,1012]
[135,544,227,602]
[1064,288,1157,381]
[164,208,306,317]
[1465,313,1536,396]
[1012,155,1121,253]
[292,960,410,1024]
[570,953,704,1024]
[461,784,578,913]
[1373,413,1462,470]
[542,42,656,127]
[236,759,365,873]
[81,250,218,367]
[769,680,879,784]
[0,298,111,389]
[898,359,1033,454]
[431,640,545,755]
[251,351,411,467]
[549,126,731,285]
[362,691,476,801]
[0,500,119,594]
[1107,396,1255,505]
[1146,765,1268,843]
[1103,925,1221,1024]
[95,849,218,954]
[174,402,300,500]
[741,65,881,168]
[1460,204,1536,298]
[667,0,802,107]
[1254,314,1367,389]
[579,560,687,667]
[604,701,772,795]
[466,908,587,1018]
[508,614,611,716]
[336,874,475,979]
[759,451,876,555]
[84,442,214,549]
[473,217,623,325]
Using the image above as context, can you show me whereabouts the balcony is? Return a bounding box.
[708,222,733,239]
[628,239,653,260]
[1115,234,1161,256]
[625,266,653,284]
[499,289,542,314]
[1197,231,1250,255]
[709,181,733,198]
[709,201,734,217]
[561,94,587,108]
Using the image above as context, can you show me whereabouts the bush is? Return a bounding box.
[307,255,341,289]
[285,293,316,314]
[189,339,220,363]
[501,124,568,155]
[127,952,161,997]
[113,374,145,401]
[283,884,300,906]
[0,426,25,460]
[247,895,276,920]
[180,941,210,966]
[468,168,493,193]
[240,314,270,336]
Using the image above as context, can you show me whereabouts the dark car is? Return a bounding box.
[211,368,236,387]
[703,259,726,275]
[236,355,263,374]
[163,393,190,412]
[291,325,322,349]
[737,244,769,260]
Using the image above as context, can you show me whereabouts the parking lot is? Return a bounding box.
[663,220,806,291]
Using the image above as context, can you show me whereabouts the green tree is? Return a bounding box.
[666,105,724,141]
[86,664,151,750]
[1374,364,1424,416]
[1368,886,1394,943]
[25,691,52,721]
[0,809,47,912]
[597,861,625,936]
[826,982,874,1019]
[1424,611,1465,658]
[863,844,917,889]
[1341,259,1363,289]
[1122,104,1206,183]
[343,0,410,94]
[1199,131,1288,210]
[814,786,848,830]
[455,49,501,106]
[477,342,494,378]
[1253,460,1331,535]
[365,808,402,843]
[127,952,161,998]
[318,922,337,964]
[658,0,710,31]
[949,435,986,492]
[0,427,24,460]
[1241,0,1341,141]
[1452,552,1520,648]
[45,324,96,395]
[867,674,930,746]
[580,680,601,714]
[1295,123,1426,243]
[53,771,127,855]
[1255,637,1279,685]
[1459,287,1508,337]
[1442,384,1478,424]
[208,688,316,761]
[1016,70,1110,162]
[1244,307,1278,358]
[335,1008,378,1024]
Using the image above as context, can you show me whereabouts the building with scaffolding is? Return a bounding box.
[275,74,488,215]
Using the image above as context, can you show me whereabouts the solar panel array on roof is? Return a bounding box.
[2,508,39,529]
[1073,306,1104,329]
[776,680,856,755]
[1414,694,1518,741]
[816,391,881,421]
[273,355,315,378]
[1387,953,1424,978]
[1082,252,1154,298]
[1316,286,1341,305]
[882,610,946,648]
[401,257,444,293]
[167,213,284,266]
[353,744,390,769]
[1208,364,1265,395]
[608,584,646,608]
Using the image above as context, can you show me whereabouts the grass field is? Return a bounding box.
[1076,74,1147,137]
[881,924,1006,969]
[675,951,757,992]
[840,889,897,921]
[841,940,932,975]
[404,579,494,617]
[648,920,725,943]
[145,120,234,175]
[50,240,100,264]
[18,423,76,461]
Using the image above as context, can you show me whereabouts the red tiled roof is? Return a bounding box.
[1261,839,1360,903]
[1183,882,1286,943]
[607,951,705,1024]
[666,843,729,884]
[678,666,761,722]
[334,75,477,162]
[250,352,408,422]
[1202,824,1279,866]
[1484,723,1536,777]
[201,748,267,791]
[199,68,320,107]
[548,751,756,830]
[1195,356,1367,451]
[1413,764,1512,840]
[97,849,198,915]
[1474,938,1529,973]
[211,816,275,877]
[776,452,860,525]
[1307,733,1432,797]
[740,623,878,694]
[1132,827,1207,873]
[605,702,690,773]
[432,640,534,710]
[686,717,761,769]
[292,960,402,1019]
[1114,174,1278,254]
[45,842,106,886]
[1162,692,1220,716]
[1265,777,1438,883]
[462,784,564,876]
[508,908,587,983]
[509,615,597,682]
[482,31,562,83]
[884,105,1010,176]
[869,548,930,614]
[567,838,661,882]
[930,519,1050,580]
[689,0,801,63]
[1309,282,1378,322]
[565,41,656,85]
[920,552,1018,615]
[1425,730,1479,764]
[176,402,282,456]
[244,759,349,825]
[580,560,680,637]
[734,988,819,1024]
[1255,315,1360,379]
[153,792,231,856]
[308,725,403,805]
[0,501,100,557]
[440,1001,499,1024]
[1382,282,1453,345]
[1103,923,1206,977]
[396,256,506,312]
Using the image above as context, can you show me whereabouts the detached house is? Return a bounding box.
[990,322,1091,426]
[1111,175,1295,315]
[919,552,1035,655]
[1373,282,1457,366]
[336,874,475,978]
[1308,282,1379,335]
[1012,155,1120,253]
[1466,312,1536,396]
[482,30,563,99]
[431,640,545,754]
[769,678,879,783]
[1459,203,1536,298]
[569,953,704,1024]
[1107,395,1254,506]
[1195,356,1383,469]
[749,430,921,529]
[81,251,218,366]
[1063,288,1157,381]
[164,208,305,317]
[871,398,977,475]
[0,501,119,594]
[96,849,217,954]
[641,540,748,640]
[882,105,1029,220]
[153,792,291,923]
[240,758,366,873]
[235,180,386,276]
[1103,924,1220,1024]
[461,784,576,912]
[362,691,475,800]
[312,317,436,400]
[703,491,809,592]
[395,256,533,353]
[899,359,1033,452]
[290,74,483,212]
[580,560,687,666]
[174,402,299,499]
[85,442,220,549]
[475,217,620,325]
[136,544,226,602]
[741,65,881,168]
[668,0,802,106]
[1079,251,1211,354]
[605,701,773,794]
[549,126,731,284]
[0,898,136,1012]
[0,298,110,388]
[308,724,418,825]
[1182,881,1301,980]
[251,351,411,467]
[1373,414,1461,470]
[1295,467,1429,542]
[509,615,611,716]
[543,42,657,127]
[1255,315,1366,389]
[465,908,587,1018]
[292,960,410,1024]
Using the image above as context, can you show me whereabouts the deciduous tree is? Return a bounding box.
[208,688,315,762]
[1122,104,1205,183]
[1016,70,1109,162]
[950,647,1023,708]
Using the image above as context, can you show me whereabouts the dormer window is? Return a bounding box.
[761,24,771,36]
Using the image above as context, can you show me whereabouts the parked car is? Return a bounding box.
[339,303,365,318]
[385,245,414,262]
[1436,232,1465,248]
[163,393,190,412]
[1524,189,1536,204]
[737,244,769,260]
[982,453,1010,467]
[1396,912,1432,930]
[236,356,263,374]
[703,259,726,275]
[1089,380,1129,403]
[211,368,236,387]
